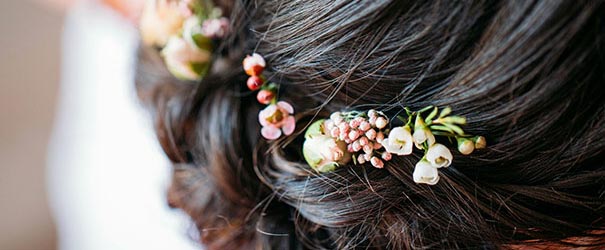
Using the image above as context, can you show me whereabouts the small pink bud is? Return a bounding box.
[347,144,355,153]
[339,131,347,141]
[368,109,378,118]
[358,136,369,146]
[256,90,274,105]
[363,153,372,161]
[348,130,360,141]
[376,132,385,143]
[375,117,388,129]
[371,157,384,168]
[352,141,362,152]
[338,123,350,133]
[325,120,335,131]
[381,152,392,161]
[357,154,366,164]
[330,127,340,138]
[369,116,377,126]
[365,129,376,140]
[349,119,360,129]
[359,121,371,131]
[363,144,373,154]
[373,142,382,150]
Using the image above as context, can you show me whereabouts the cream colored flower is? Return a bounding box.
[140,0,187,47]
[426,143,453,168]
[413,160,440,185]
[413,127,435,149]
[381,126,413,156]
[457,138,475,155]
[161,36,211,81]
[303,120,351,172]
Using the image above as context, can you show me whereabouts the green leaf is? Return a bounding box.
[425,107,438,123]
[192,34,214,51]
[430,125,454,133]
[442,123,465,136]
[439,107,452,118]
[418,105,434,114]
[438,116,466,125]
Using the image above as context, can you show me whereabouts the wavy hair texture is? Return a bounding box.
[135,0,605,249]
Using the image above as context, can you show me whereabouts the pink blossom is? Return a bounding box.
[365,129,376,140]
[357,154,366,164]
[381,152,392,161]
[202,17,230,39]
[330,127,340,138]
[370,157,384,168]
[258,101,295,140]
[376,131,385,143]
[349,119,360,129]
[348,130,360,141]
[359,121,371,131]
[352,141,362,152]
[358,136,369,146]
[363,144,373,154]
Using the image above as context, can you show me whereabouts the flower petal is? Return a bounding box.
[282,116,296,135]
[413,160,440,185]
[277,101,294,114]
[258,105,277,126]
[426,143,453,168]
[261,126,282,140]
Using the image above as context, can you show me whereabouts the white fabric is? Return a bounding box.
[47,2,200,250]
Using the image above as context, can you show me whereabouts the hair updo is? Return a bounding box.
[135,0,605,249]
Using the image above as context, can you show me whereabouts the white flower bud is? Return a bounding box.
[457,138,475,155]
[375,117,388,129]
[413,160,440,185]
[426,143,453,168]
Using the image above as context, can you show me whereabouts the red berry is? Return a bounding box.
[257,90,274,104]
[246,76,264,91]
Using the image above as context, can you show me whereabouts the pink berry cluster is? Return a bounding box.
[324,110,392,168]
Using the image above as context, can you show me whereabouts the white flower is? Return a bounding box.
[413,160,440,185]
[412,127,435,149]
[140,0,187,47]
[303,120,351,172]
[426,143,453,168]
[161,36,211,81]
[381,126,413,156]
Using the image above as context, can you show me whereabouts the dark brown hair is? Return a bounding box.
[135,0,605,249]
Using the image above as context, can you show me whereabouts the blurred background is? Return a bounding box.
[0,0,62,249]
[0,1,199,249]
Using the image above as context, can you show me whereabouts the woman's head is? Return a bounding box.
[136,0,605,248]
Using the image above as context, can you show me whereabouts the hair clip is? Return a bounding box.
[243,53,296,140]
[140,0,229,81]
[303,107,486,185]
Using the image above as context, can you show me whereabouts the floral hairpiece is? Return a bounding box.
[302,107,486,185]
[242,54,296,140]
[239,56,484,185]
[140,0,229,81]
